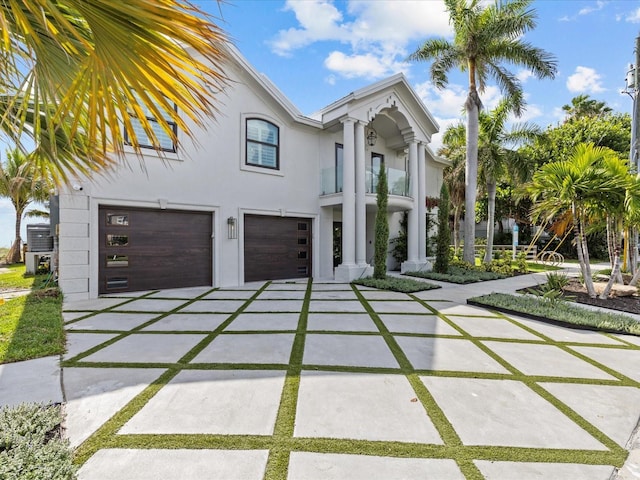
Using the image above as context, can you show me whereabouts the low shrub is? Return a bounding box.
[469,293,640,336]
[0,403,76,480]
[352,276,441,293]
[405,266,508,284]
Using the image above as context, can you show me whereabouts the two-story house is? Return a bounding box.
[55,45,447,302]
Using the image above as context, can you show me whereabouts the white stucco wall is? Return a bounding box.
[56,49,444,300]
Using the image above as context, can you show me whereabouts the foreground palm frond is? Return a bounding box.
[0,0,229,184]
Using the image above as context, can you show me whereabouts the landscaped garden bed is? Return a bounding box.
[468,292,640,336]
[0,403,76,480]
[352,276,440,293]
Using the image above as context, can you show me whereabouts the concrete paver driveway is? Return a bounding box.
[61,280,640,479]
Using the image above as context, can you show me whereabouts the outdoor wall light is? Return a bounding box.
[366,127,377,147]
[227,216,237,239]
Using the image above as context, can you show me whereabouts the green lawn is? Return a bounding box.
[0,265,65,364]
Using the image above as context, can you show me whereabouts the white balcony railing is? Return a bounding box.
[320,167,409,196]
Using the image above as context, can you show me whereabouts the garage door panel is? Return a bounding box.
[244,215,311,282]
[99,207,212,294]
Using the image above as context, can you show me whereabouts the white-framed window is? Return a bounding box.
[124,93,177,153]
[246,118,279,169]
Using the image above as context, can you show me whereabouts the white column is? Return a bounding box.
[340,118,356,267]
[418,143,427,262]
[355,121,367,266]
[407,139,419,263]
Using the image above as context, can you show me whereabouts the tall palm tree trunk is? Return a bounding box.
[7,206,24,263]
[572,204,596,297]
[463,90,481,264]
[484,179,496,263]
[600,229,622,299]
[453,206,461,254]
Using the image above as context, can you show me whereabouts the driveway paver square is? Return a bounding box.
[225,313,300,331]
[511,317,628,345]
[78,449,269,480]
[303,334,398,368]
[474,460,614,479]
[64,367,165,447]
[66,312,158,331]
[396,336,509,373]
[179,299,246,313]
[446,315,540,340]
[379,314,460,335]
[310,290,358,300]
[80,334,205,363]
[257,290,307,300]
[203,290,258,300]
[120,370,286,435]
[439,304,500,317]
[367,300,431,314]
[539,383,640,447]
[287,452,464,480]
[245,300,304,312]
[64,333,118,360]
[421,377,606,449]
[111,299,187,313]
[191,333,295,364]
[294,371,442,443]
[308,300,366,313]
[141,313,229,331]
[306,313,377,332]
[570,346,640,382]
[483,341,615,379]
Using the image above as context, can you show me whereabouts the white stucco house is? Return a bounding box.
[55,45,447,302]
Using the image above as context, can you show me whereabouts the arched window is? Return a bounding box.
[246,118,279,169]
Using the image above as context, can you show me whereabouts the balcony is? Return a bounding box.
[320,167,410,197]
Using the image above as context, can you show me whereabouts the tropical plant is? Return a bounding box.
[439,128,466,252]
[444,97,541,262]
[435,183,451,273]
[0,149,54,264]
[373,159,389,279]
[562,94,612,120]
[0,1,228,184]
[526,143,629,298]
[409,0,557,263]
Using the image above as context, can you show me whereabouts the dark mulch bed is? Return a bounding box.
[520,280,640,315]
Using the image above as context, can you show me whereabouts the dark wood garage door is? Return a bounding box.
[98,207,212,294]
[244,215,311,282]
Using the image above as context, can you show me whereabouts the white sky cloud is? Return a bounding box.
[566,66,606,93]
[626,7,640,23]
[324,50,409,80]
[516,69,534,83]
[578,1,607,16]
[270,0,451,78]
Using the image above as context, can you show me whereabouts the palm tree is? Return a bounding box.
[0,149,54,264]
[0,1,228,184]
[409,0,557,263]
[478,99,541,262]
[439,127,466,254]
[562,94,612,121]
[526,143,627,298]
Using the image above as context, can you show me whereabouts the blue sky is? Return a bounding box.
[1,0,640,247]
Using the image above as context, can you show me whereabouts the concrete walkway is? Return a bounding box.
[2,268,640,479]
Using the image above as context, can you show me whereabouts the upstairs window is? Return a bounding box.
[246,118,279,169]
[124,93,177,153]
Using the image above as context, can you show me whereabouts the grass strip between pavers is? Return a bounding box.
[262,277,312,480]
[409,293,630,467]
[351,284,484,479]
[72,282,271,465]
[70,280,635,475]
